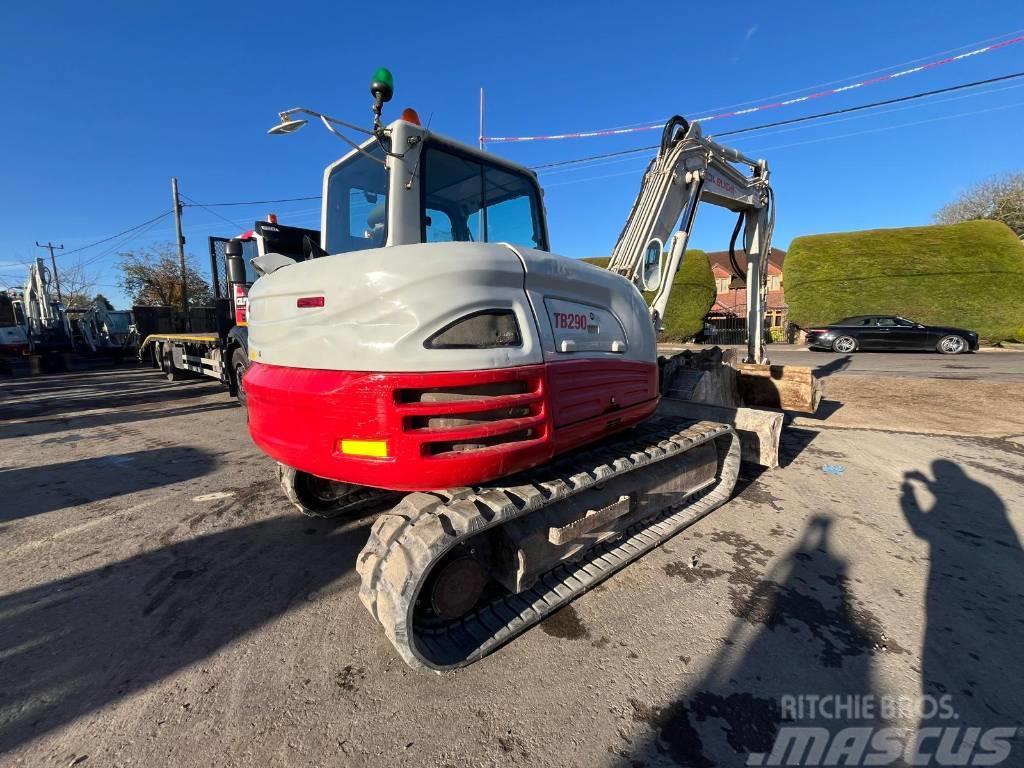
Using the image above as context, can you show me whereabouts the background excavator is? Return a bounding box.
[241,69,818,671]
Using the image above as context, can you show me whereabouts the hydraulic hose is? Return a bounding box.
[728,212,745,281]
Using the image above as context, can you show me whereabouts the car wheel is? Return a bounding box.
[832,335,857,353]
[937,335,967,355]
[231,347,249,406]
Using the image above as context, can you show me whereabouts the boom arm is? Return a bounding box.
[607,117,775,364]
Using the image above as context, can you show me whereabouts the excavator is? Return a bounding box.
[22,258,73,351]
[242,69,811,671]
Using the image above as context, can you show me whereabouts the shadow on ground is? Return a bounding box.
[0,400,238,440]
[614,461,1024,765]
[902,460,1024,740]
[614,516,894,766]
[0,446,220,521]
[812,355,853,378]
[0,375,218,421]
[0,501,382,753]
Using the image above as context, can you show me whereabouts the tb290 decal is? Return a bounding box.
[552,311,590,331]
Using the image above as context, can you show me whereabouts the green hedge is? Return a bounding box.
[583,250,715,341]
[784,220,1024,341]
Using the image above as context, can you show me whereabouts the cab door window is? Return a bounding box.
[325,141,389,254]
[420,143,547,251]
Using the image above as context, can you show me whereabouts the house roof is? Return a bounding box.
[711,288,787,314]
[706,248,785,281]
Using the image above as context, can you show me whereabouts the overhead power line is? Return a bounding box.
[59,210,174,257]
[712,70,1024,139]
[541,99,1024,190]
[181,194,321,208]
[533,146,657,171]
[180,193,247,232]
[530,70,1024,171]
[485,32,1024,142]
[78,213,172,269]
[604,27,1024,132]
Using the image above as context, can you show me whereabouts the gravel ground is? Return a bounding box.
[1,364,1022,767]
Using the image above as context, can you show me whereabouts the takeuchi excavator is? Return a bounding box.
[242,69,796,671]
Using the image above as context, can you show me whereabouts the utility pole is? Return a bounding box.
[170,177,190,331]
[478,87,485,151]
[35,241,65,303]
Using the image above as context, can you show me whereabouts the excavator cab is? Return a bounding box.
[320,119,549,255]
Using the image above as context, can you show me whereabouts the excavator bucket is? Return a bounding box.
[735,362,822,414]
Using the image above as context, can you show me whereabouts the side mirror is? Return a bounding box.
[224,238,247,286]
[640,241,663,292]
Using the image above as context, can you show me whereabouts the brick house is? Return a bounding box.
[705,248,788,339]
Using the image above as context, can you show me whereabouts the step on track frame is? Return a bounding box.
[356,418,741,671]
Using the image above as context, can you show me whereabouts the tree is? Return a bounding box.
[59,261,98,309]
[93,293,114,311]
[582,251,716,341]
[117,245,212,308]
[934,171,1024,238]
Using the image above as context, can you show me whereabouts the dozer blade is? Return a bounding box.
[356,418,740,672]
[735,363,823,414]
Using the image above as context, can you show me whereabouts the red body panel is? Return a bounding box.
[245,359,659,491]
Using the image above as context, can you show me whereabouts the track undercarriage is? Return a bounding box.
[278,417,740,671]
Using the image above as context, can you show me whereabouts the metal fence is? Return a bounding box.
[697,308,795,345]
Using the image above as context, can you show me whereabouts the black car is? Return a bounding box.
[805,316,979,354]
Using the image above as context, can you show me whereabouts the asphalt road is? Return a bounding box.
[1,365,1023,766]
[660,343,1024,381]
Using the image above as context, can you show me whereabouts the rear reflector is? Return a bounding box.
[339,439,388,458]
[297,296,325,308]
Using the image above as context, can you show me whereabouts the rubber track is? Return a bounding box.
[356,418,740,671]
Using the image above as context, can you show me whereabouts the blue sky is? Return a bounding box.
[1,1,1023,307]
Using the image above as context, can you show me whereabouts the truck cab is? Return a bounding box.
[0,293,30,357]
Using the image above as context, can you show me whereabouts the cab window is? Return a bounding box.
[424,208,455,242]
[325,141,389,254]
[0,297,17,326]
[420,143,547,251]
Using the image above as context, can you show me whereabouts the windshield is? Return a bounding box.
[325,141,389,254]
[0,296,16,326]
[105,312,131,333]
[421,143,547,251]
